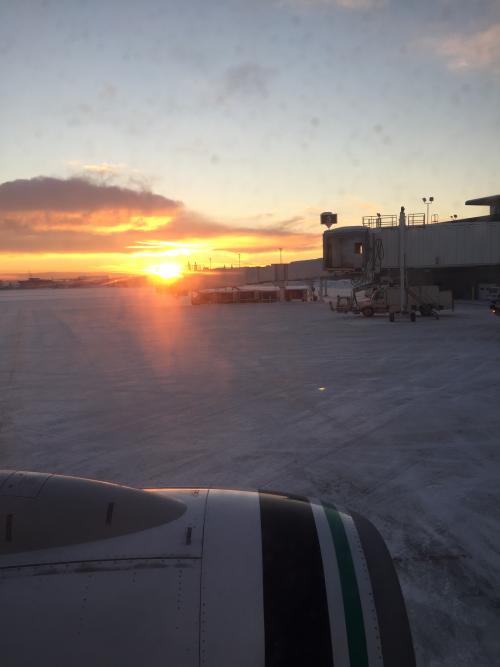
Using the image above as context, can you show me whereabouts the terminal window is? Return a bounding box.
[354,243,363,255]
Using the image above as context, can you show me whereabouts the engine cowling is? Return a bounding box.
[0,471,415,666]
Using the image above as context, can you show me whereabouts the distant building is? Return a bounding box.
[322,195,500,298]
[17,277,56,289]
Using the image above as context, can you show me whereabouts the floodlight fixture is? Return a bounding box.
[422,196,435,225]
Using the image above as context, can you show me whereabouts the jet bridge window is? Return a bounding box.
[354,242,363,255]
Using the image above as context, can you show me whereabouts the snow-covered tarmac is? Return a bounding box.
[1,287,498,666]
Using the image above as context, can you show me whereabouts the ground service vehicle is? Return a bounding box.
[357,285,453,319]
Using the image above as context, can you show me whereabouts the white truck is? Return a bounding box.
[357,284,454,320]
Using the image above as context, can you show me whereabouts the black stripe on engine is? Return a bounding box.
[350,512,416,667]
[259,492,334,667]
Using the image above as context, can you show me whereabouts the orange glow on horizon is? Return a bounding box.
[0,243,323,276]
[0,230,322,276]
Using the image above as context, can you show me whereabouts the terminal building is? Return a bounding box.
[322,195,500,299]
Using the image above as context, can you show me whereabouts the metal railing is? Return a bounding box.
[362,212,430,228]
[407,213,426,225]
[362,214,397,227]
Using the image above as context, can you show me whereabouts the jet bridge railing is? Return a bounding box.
[362,213,427,227]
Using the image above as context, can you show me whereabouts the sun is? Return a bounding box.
[146,262,183,281]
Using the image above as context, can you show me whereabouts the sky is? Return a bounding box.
[1,0,499,275]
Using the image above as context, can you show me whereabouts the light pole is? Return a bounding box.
[278,247,285,287]
[422,196,434,225]
[238,253,241,269]
[399,206,407,314]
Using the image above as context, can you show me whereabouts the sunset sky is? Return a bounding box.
[1,0,499,275]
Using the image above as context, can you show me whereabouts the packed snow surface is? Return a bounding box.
[1,287,499,666]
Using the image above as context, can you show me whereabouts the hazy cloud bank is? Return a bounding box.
[0,176,319,256]
[0,176,180,213]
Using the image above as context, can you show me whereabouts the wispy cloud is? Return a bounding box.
[66,160,136,184]
[279,0,386,10]
[82,162,127,175]
[429,23,500,75]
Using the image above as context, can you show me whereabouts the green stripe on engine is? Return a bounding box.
[322,502,369,667]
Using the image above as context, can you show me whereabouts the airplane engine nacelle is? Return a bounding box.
[0,471,415,666]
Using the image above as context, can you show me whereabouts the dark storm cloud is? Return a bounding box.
[0,176,181,213]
